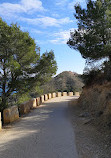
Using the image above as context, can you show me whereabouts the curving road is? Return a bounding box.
[0,96,78,158]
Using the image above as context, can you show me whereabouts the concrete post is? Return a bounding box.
[30,98,36,109]
[68,92,74,96]
[48,93,52,99]
[3,106,19,124]
[62,92,67,96]
[36,97,40,106]
[44,94,48,101]
[19,101,30,115]
[52,93,56,98]
[75,92,80,97]
[56,92,62,97]
[40,95,44,103]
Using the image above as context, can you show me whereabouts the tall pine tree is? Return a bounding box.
[0,18,57,111]
[67,0,111,62]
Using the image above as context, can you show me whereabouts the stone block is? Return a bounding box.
[30,98,36,109]
[62,92,67,96]
[0,112,2,130]
[40,95,44,103]
[48,93,51,99]
[3,106,19,124]
[56,92,62,97]
[44,94,48,101]
[68,92,74,96]
[36,97,40,106]
[75,92,80,96]
[19,101,30,115]
[52,93,56,98]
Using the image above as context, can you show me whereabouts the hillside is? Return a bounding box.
[41,71,84,94]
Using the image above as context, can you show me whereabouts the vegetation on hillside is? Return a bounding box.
[67,0,111,129]
[0,18,57,111]
[41,71,84,94]
[67,0,111,86]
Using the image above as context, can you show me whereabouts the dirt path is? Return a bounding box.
[0,96,78,158]
[68,100,111,158]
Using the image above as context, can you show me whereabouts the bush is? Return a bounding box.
[82,68,100,86]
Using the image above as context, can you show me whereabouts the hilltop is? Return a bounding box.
[41,71,84,94]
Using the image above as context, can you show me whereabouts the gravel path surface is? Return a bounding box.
[68,100,111,158]
[0,96,78,158]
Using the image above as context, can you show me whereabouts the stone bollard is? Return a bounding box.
[62,92,67,96]
[40,95,44,104]
[44,94,48,101]
[68,92,74,96]
[36,97,40,106]
[3,106,19,124]
[48,93,51,99]
[0,112,2,130]
[30,98,36,109]
[75,92,80,97]
[56,92,62,97]
[52,92,56,98]
[19,101,31,115]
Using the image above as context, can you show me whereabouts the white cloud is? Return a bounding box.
[21,0,44,12]
[20,26,42,34]
[50,28,76,44]
[52,13,60,18]
[56,0,86,10]
[56,0,68,6]
[19,16,73,27]
[0,0,45,17]
[31,29,43,34]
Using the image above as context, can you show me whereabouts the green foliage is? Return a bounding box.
[0,18,57,111]
[67,0,111,61]
[42,71,84,93]
[67,0,111,86]
[16,93,31,105]
[82,68,100,85]
[29,83,43,98]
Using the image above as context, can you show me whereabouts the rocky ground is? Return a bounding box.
[68,99,111,158]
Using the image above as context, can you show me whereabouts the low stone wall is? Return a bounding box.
[44,94,48,101]
[40,95,44,103]
[0,112,2,130]
[3,106,19,124]
[19,101,31,115]
[62,92,67,96]
[52,92,56,98]
[68,92,73,96]
[36,97,40,106]
[75,92,80,96]
[1,91,80,128]
[48,93,51,99]
[56,92,62,97]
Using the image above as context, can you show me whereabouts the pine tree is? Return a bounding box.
[0,18,57,111]
[67,0,111,62]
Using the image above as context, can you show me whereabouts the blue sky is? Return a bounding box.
[0,0,86,75]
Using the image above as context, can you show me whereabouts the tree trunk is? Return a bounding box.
[109,55,111,62]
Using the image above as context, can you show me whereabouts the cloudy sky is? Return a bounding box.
[0,0,86,74]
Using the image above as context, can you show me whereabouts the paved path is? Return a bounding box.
[0,96,78,158]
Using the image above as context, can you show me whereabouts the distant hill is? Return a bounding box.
[41,71,84,94]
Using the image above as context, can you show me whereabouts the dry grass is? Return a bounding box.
[76,82,111,129]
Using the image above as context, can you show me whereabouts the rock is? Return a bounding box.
[79,112,90,118]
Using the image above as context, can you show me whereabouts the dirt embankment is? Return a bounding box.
[78,82,111,129]
[68,82,111,158]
